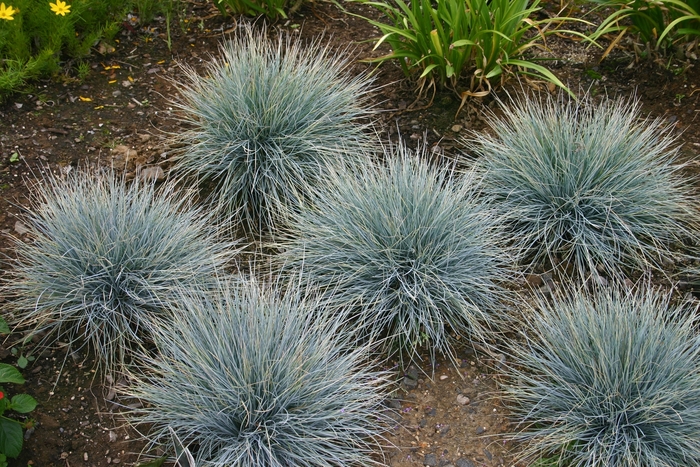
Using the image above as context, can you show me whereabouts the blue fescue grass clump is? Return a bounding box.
[464,94,697,278]
[3,168,234,376]
[503,287,700,467]
[276,141,514,365]
[123,276,391,467]
[170,25,374,234]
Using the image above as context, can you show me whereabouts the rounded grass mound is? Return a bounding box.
[504,288,700,467]
[465,94,697,278]
[123,277,391,467]
[170,26,374,234]
[278,141,514,365]
[4,169,233,376]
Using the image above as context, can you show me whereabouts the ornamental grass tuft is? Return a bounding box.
[276,141,514,366]
[464,94,697,279]
[503,287,700,467]
[3,168,234,377]
[123,276,391,467]
[169,26,374,234]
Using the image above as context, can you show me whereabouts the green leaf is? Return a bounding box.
[503,58,575,98]
[9,394,36,414]
[419,63,439,78]
[485,63,503,79]
[136,457,166,467]
[0,319,8,335]
[16,357,27,370]
[8,153,18,163]
[170,426,196,467]
[0,365,24,385]
[451,39,476,47]
[0,417,23,458]
[0,453,6,467]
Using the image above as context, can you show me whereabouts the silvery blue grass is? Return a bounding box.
[465,94,697,278]
[123,276,392,467]
[3,168,234,376]
[503,287,700,467]
[277,141,515,366]
[170,26,374,234]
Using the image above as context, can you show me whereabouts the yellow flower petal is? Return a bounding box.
[49,0,70,16]
[0,2,18,20]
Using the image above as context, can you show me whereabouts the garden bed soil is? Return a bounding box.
[1,1,699,466]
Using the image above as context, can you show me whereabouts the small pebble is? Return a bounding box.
[14,221,30,235]
[439,375,448,380]
[387,399,402,410]
[84,453,89,461]
[455,458,475,467]
[402,374,418,390]
[456,394,470,405]
[524,273,543,287]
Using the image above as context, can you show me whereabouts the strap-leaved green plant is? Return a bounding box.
[356,0,586,106]
[212,0,304,19]
[590,0,700,59]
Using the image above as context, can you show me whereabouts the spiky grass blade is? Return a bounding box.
[3,169,234,376]
[503,287,700,467]
[465,94,697,278]
[277,141,515,365]
[123,276,392,467]
[170,26,374,234]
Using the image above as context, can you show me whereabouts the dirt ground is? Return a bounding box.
[1,1,699,466]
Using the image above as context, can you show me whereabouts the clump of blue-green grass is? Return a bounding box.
[123,276,391,467]
[170,26,374,234]
[503,287,700,467]
[464,94,697,278]
[277,141,515,366]
[3,168,234,376]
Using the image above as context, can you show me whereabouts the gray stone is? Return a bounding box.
[402,376,418,390]
[455,458,475,467]
[386,399,402,410]
[524,273,543,287]
[139,165,165,182]
[14,221,30,235]
[424,453,438,466]
[456,394,470,405]
[405,365,419,381]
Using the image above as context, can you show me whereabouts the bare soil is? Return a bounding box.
[0,1,699,466]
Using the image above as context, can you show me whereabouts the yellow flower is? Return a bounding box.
[0,2,18,20]
[49,0,70,16]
